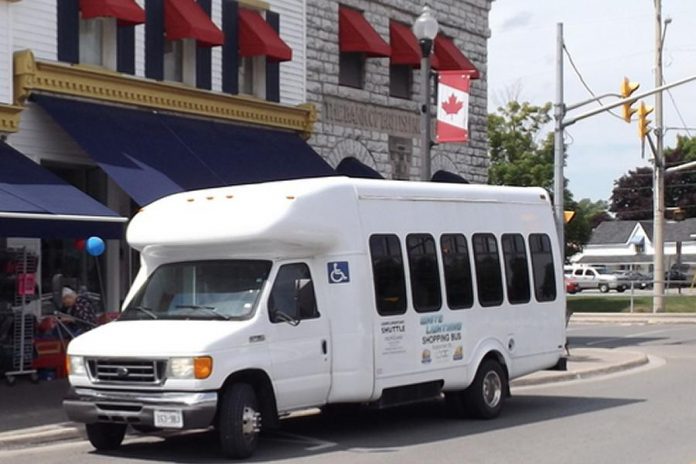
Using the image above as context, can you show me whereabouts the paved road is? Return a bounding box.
[2,323,695,464]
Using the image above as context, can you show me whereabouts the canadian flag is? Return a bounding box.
[436,71,470,143]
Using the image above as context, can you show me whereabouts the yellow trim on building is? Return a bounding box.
[0,103,22,133]
[238,0,270,10]
[13,50,315,137]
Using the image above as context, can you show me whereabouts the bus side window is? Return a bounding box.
[406,234,442,313]
[502,234,531,305]
[268,263,319,323]
[472,233,504,307]
[369,234,408,316]
[529,234,557,302]
[440,233,473,309]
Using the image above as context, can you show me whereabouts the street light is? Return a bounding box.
[413,6,439,181]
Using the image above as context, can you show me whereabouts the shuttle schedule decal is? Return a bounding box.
[419,315,463,364]
[380,320,406,355]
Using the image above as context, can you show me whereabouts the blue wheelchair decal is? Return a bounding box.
[328,262,350,284]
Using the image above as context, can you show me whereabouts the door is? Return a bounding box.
[266,262,331,411]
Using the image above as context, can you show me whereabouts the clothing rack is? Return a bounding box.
[2,247,38,385]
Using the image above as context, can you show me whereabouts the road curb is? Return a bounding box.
[511,351,650,387]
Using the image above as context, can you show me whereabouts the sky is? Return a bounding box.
[488,0,696,204]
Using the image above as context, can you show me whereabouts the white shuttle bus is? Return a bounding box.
[64,177,567,458]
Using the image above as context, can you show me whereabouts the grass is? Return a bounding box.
[567,294,696,313]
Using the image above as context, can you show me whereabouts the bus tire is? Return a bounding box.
[463,359,506,419]
[219,383,260,459]
[85,423,126,451]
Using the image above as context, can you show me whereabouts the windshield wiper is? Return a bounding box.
[175,305,230,320]
[127,305,158,320]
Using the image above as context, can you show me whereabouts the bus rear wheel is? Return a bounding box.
[463,359,506,419]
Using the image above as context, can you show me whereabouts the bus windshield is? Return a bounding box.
[120,260,272,321]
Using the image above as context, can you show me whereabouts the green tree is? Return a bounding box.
[610,135,696,220]
[488,101,555,190]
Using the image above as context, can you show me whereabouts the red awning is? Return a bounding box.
[339,6,390,58]
[164,0,224,47]
[433,35,480,79]
[389,21,420,66]
[80,0,145,26]
[389,20,440,68]
[238,9,292,62]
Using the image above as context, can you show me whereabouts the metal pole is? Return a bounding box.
[553,23,565,255]
[420,41,433,181]
[653,0,665,312]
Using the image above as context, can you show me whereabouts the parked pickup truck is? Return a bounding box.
[565,266,626,293]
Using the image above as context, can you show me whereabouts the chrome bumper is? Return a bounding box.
[63,388,218,429]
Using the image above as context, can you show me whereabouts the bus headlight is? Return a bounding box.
[68,356,87,376]
[167,356,213,379]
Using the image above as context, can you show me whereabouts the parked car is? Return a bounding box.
[565,265,626,293]
[565,277,579,294]
[613,271,652,289]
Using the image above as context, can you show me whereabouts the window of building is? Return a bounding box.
[441,234,474,309]
[339,53,365,89]
[502,234,531,305]
[79,18,118,70]
[529,234,557,302]
[472,233,504,307]
[238,56,267,98]
[389,64,412,99]
[406,234,441,313]
[370,234,407,316]
[268,263,319,323]
[164,39,197,86]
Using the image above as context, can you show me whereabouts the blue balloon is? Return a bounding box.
[86,236,105,256]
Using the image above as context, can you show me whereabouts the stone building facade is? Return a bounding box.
[305,0,493,182]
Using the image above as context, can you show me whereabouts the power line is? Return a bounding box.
[562,42,624,121]
[662,74,692,137]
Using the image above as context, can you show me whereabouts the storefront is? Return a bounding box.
[0,0,326,383]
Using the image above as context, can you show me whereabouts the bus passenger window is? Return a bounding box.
[529,234,557,302]
[472,234,504,307]
[441,234,473,309]
[502,234,531,304]
[369,235,408,316]
[406,234,442,313]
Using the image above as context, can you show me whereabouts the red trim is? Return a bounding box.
[238,9,292,62]
[164,0,224,47]
[80,0,145,26]
[433,35,480,79]
[338,6,390,58]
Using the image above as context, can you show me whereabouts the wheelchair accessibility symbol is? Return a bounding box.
[328,262,350,284]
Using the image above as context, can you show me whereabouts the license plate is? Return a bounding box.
[154,409,183,429]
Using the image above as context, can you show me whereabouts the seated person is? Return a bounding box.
[61,287,97,331]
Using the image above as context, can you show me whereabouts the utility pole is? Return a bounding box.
[553,23,565,254]
[653,0,665,312]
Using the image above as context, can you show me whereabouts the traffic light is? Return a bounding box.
[620,77,640,122]
[637,101,654,139]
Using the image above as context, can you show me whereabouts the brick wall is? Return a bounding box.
[305,0,492,183]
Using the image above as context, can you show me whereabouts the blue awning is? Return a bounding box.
[33,94,336,206]
[0,141,127,239]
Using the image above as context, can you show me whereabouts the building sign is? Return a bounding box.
[324,97,420,138]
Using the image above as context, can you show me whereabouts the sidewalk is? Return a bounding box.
[570,312,696,325]
[0,345,650,450]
